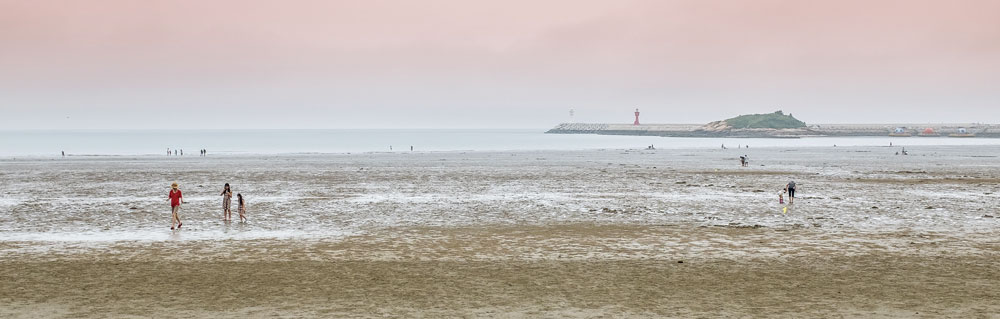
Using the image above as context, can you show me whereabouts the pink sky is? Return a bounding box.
[1,0,998,129]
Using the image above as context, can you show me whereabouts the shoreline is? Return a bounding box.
[5,136,1000,159]
[546,122,1000,138]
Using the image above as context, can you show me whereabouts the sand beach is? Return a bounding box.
[1,145,998,317]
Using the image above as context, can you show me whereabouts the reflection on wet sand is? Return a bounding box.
[1,145,998,317]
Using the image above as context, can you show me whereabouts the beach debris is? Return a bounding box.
[782,207,788,214]
[677,261,684,264]
[984,215,994,218]
[925,206,934,209]
[675,181,686,184]
[871,206,878,209]
[601,208,621,214]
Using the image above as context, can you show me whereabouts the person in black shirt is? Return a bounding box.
[785,181,797,204]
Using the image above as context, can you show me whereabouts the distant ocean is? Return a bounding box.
[3,129,1000,156]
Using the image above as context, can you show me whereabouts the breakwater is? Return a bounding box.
[546,123,1000,138]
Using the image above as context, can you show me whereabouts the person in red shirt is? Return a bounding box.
[169,182,183,230]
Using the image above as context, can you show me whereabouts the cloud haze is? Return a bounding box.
[2,0,998,129]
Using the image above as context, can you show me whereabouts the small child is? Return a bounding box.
[778,191,785,204]
[237,193,247,223]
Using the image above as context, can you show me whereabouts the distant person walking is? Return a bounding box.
[785,180,796,204]
[221,183,233,221]
[168,182,183,230]
[237,193,247,223]
[61,151,65,157]
[739,155,746,167]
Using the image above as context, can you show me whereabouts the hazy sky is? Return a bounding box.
[2,0,998,129]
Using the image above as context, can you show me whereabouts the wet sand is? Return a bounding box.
[2,224,998,318]
[1,145,999,317]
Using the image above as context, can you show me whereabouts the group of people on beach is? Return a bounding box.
[166,148,208,156]
[739,155,750,167]
[780,180,796,204]
[721,144,749,150]
[161,143,801,230]
[167,182,246,230]
[725,144,801,206]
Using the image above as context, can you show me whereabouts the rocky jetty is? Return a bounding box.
[546,111,998,138]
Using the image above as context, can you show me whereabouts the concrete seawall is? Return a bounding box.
[546,123,1000,138]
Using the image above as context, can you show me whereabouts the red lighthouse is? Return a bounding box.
[633,108,640,125]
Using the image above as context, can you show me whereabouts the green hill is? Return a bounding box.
[724,111,806,129]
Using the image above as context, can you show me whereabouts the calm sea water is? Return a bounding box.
[3,129,1000,156]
